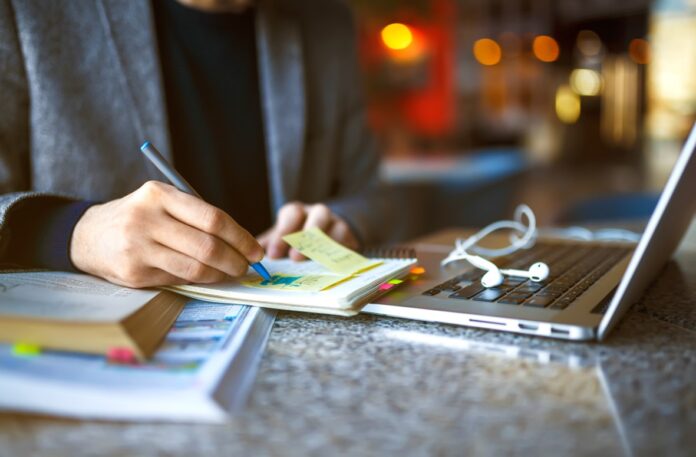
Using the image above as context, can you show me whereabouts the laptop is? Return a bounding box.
[363,123,696,341]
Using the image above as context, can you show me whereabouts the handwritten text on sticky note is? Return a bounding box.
[282,228,380,275]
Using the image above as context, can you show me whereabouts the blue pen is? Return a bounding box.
[140,141,273,281]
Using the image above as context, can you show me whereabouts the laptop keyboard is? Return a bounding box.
[422,243,631,310]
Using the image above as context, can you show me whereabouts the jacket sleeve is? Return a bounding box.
[0,0,84,268]
[323,5,404,247]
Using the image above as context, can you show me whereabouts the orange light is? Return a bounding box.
[629,38,651,65]
[533,35,560,62]
[410,266,426,275]
[381,23,413,50]
[473,38,502,66]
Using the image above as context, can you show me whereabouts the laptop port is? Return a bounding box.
[518,323,539,331]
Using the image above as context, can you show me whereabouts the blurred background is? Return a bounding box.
[346,0,696,239]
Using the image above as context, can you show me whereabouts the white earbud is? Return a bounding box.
[438,205,550,288]
[500,262,550,283]
[460,254,550,288]
[481,269,505,288]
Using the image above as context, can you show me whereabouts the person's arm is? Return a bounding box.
[2,198,95,270]
[0,0,48,267]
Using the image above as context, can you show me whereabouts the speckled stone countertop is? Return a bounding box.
[2,224,696,457]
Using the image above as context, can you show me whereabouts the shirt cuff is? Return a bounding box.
[5,199,96,271]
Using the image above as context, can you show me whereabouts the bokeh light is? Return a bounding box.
[381,23,414,50]
[570,68,602,96]
[473,38,502,66]
[577,30,602,57]
[629,38,651,65]
[532,35,560,62]
[556,85,581,123]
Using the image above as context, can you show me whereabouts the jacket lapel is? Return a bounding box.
[97,0,173,166]
[256,1,306,212]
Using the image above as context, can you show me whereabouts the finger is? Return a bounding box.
[288,204,335,260]
[150,216,250,277]
[327,218,360,251]
[301,204,334,232]
[267,202,307,258]
[148,183,264,263]
[148,242,230,284]
[256,228,273,250]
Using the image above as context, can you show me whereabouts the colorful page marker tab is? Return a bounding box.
[243,273,347,292]
[12,343,41,357]
[282,228,381,275]
[107,347,138,364]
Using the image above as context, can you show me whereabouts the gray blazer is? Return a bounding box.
[0,0,395,262]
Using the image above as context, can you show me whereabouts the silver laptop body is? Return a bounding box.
[363,124,696,341]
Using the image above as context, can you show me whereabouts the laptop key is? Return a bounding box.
[535,290,562,299]
[472,288,507,302]
[517,282,543,293]
[524,296,554,307]
[550,297,574,310]
[497,294,528,304]
[449,283,485,299]
[422,288,441,296]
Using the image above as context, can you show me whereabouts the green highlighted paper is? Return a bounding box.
[241,228,381,292]
[244,273,348,292]
[282,227,381,275]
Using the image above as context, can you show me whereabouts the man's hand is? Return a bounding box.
[70,181,264,288]
[258,202,359,260]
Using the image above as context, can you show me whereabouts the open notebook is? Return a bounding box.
[167,228,417,316]
[168,258,415,316]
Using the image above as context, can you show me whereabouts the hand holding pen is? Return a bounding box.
[68,142,271,288]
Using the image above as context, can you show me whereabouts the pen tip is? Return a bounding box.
[140,141,150,150]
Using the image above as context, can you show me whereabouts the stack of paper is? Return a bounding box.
[0,272,186,359]
[0,300,275,423]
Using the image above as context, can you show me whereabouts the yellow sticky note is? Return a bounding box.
[243,273,347,292]
[282,228,381,275]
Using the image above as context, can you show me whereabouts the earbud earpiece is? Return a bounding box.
[528,262,550,282]
[481,269,504,288]
[499,261,550,284]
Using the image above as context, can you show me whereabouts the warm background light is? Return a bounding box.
[473,38,502,66]
[532,35,560,62]
[629,38,651,65]
[556,84,581,123]
[577,30,602,57]
[570,68,602,96]
[381,23,414,50]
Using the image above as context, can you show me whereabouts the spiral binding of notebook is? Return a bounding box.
[363,246,418,260]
